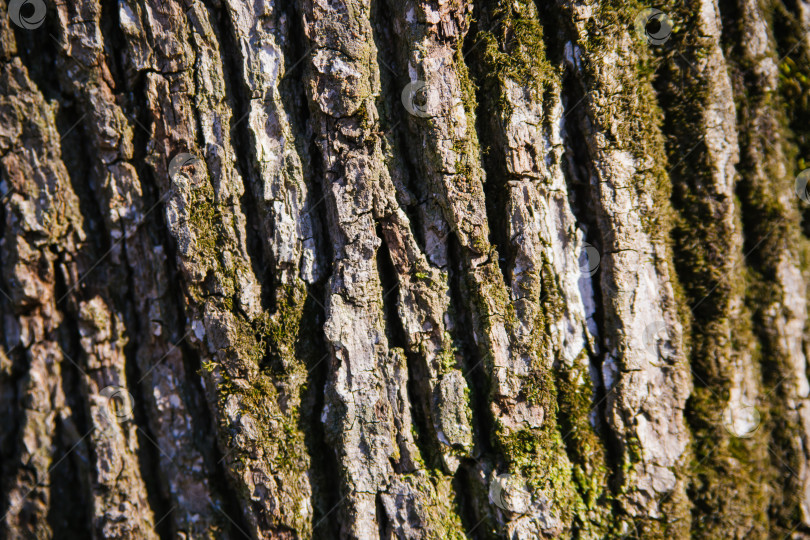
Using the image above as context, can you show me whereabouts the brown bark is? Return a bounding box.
[1,0,810,538]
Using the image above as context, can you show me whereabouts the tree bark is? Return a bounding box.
[1,0,809,538]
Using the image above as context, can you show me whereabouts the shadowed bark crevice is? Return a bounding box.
[0,313,23,516]
[300,287,341,538]
[451,461,484,539]
[53,90,165,540]
[125,334,173,540]
[50,260,93,539]
[446,228,497,474]
[371,0,428,257]
[127,67,233,540]
[557,45,614,455]
[46,416,92,539]
[7,6,59,102]
[465,9,512,289]
[61,86,179,540]
[292,46,340,529]
[207,0,272,316]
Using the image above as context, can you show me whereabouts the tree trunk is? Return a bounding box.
[1,0,809,538]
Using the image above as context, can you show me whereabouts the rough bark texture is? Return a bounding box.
[1,0,810,538]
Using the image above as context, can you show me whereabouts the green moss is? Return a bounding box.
[649,0,809,536]
[556,353,610,527]
[497,423,581,531]
[265,279,308,375]
[569,0,674,242]
[183,173,313,533]
[467,261,517,338]
[475,0,555,115]
[398,472,468,539]
[208,361,310,531]
[453,46,478,129]
[453,2,619,535]
[437,334,459,376]
[187,181,221,261]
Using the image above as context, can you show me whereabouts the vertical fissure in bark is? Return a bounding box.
[79,111,175,540]
[300,225,338,535]
[50,253,93,538]
[465,4,615,534]
[125,337,173,540]
[446,230,494,453]
[549,1,694,534]
[7,11,58,100]
[559,94,617,479]
[559,79,600,270]
[54,120,109,261]
[178,331,249,540]
[0,3,142,536]
[46,417,92,537]
[464,10,511,288]
[45,88,100,530]
[98,0,126,88]
[282,0,315,129]
[128,62,233,538]
[54,96,165,538]
[374,7,481,468]
[375,492,389,538]
[296,82,332,281]
[285,0,330,283]
[647,0,774,535]
[289,25,339,524]
[116,230,174,537]
[720,0,810,532]
[375,223,433,470]
[552,18,617,511]
[370,0,427,256]
[282,3,340,530]
[64,273,159,537]
[375,0,482,483]
[450,459,484,539]
[301,291,341,537]
[53,4,220,533]
[446,227,497,479]
[295,1,408,534]
[119,261,174,537]
[0,313,22,519]
[208,0,271,317]
[445,237,500,538]
[122,2,313,535]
